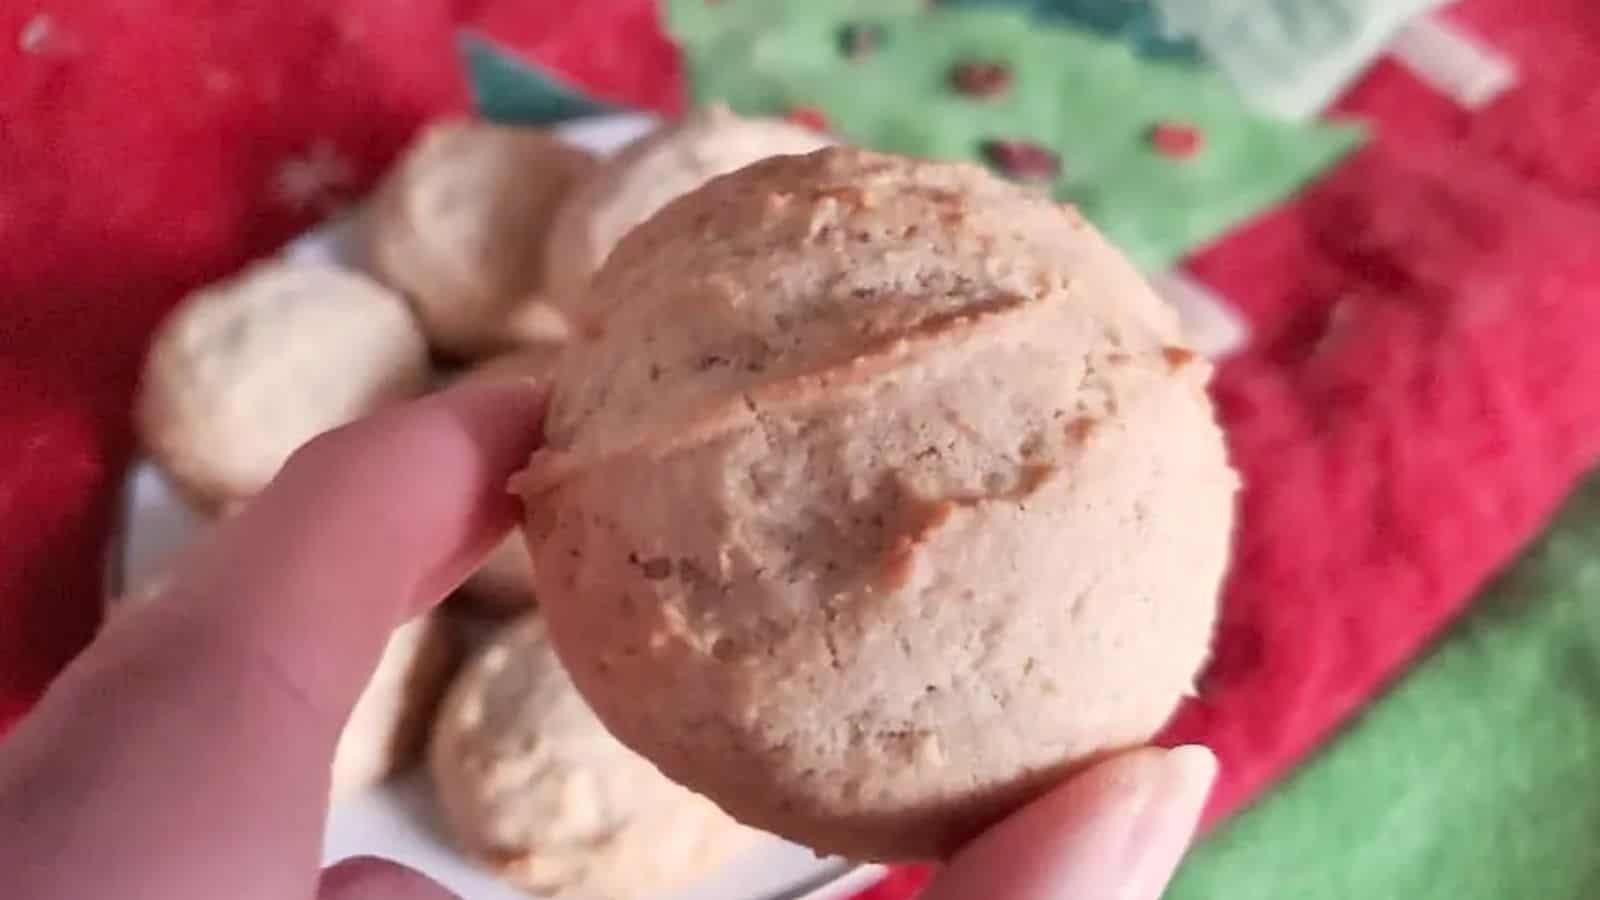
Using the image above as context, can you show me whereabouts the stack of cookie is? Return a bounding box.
[129,107,832,899]
[129,106,1237,893]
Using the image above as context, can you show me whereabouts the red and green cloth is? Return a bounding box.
[5,2,1600,898]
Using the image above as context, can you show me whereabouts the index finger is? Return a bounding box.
[0,379,546,900]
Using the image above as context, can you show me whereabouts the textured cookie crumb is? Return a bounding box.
[1163,345,1200,370]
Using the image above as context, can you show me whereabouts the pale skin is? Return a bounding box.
[0,380,1216,900]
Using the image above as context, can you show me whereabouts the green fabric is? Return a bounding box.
[665,0,928,46]
[664,1,1363,271]
[1168,473,1600,900]
[458,32,618,126]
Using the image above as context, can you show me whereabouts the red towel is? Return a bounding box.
[0,0,680,727]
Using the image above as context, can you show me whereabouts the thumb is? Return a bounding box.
[922,745,1216,900]
[317,857,459,900]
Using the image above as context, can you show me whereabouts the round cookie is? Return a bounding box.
[516,148,1237,860]
[456,348,566,614]
[105,574,456,800]
[430,613,756,900]
[542,104,833,308]
[333,612,459,799]
[137,261,430,509]
[370,119,596,359]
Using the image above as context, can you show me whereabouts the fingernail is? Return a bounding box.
[448,373,548,397]
[1117,745,1217,900]
[918,745,1218,900]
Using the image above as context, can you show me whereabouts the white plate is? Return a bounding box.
[111,113,882,900]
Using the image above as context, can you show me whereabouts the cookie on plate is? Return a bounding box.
[515,148,1237,860]
[542,104,832,309]
[106,570,457,800]
[370,120,595,359]
[430,613,757,900]
[456,348,565,614]
[333,612,459,799]
[137,261,430,510]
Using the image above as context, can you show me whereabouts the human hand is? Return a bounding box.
[0,380,1214,900]
[918,745,1215,900]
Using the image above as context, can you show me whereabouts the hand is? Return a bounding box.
[0,380,1214,900]
[920,745,1215,900]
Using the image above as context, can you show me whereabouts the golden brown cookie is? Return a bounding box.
[332,612,459,798]
[137,261,429,510]
[370,120,595,359]
[516,148,1237,860]
[541,105,832,309]
[430,613,757,899]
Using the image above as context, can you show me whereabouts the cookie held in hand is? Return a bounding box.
[516,148,1237,860]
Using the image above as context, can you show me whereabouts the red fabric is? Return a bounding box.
[0,0,681,730]
[4,4,1600,900]
[1171,137,1600,823]
[1448,0,1600,203]
[1327,2,1600,203]
[878,2,1600,893]
[1155,0,1600,827]
[849,867,935,899]
[871,48,1600,889]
